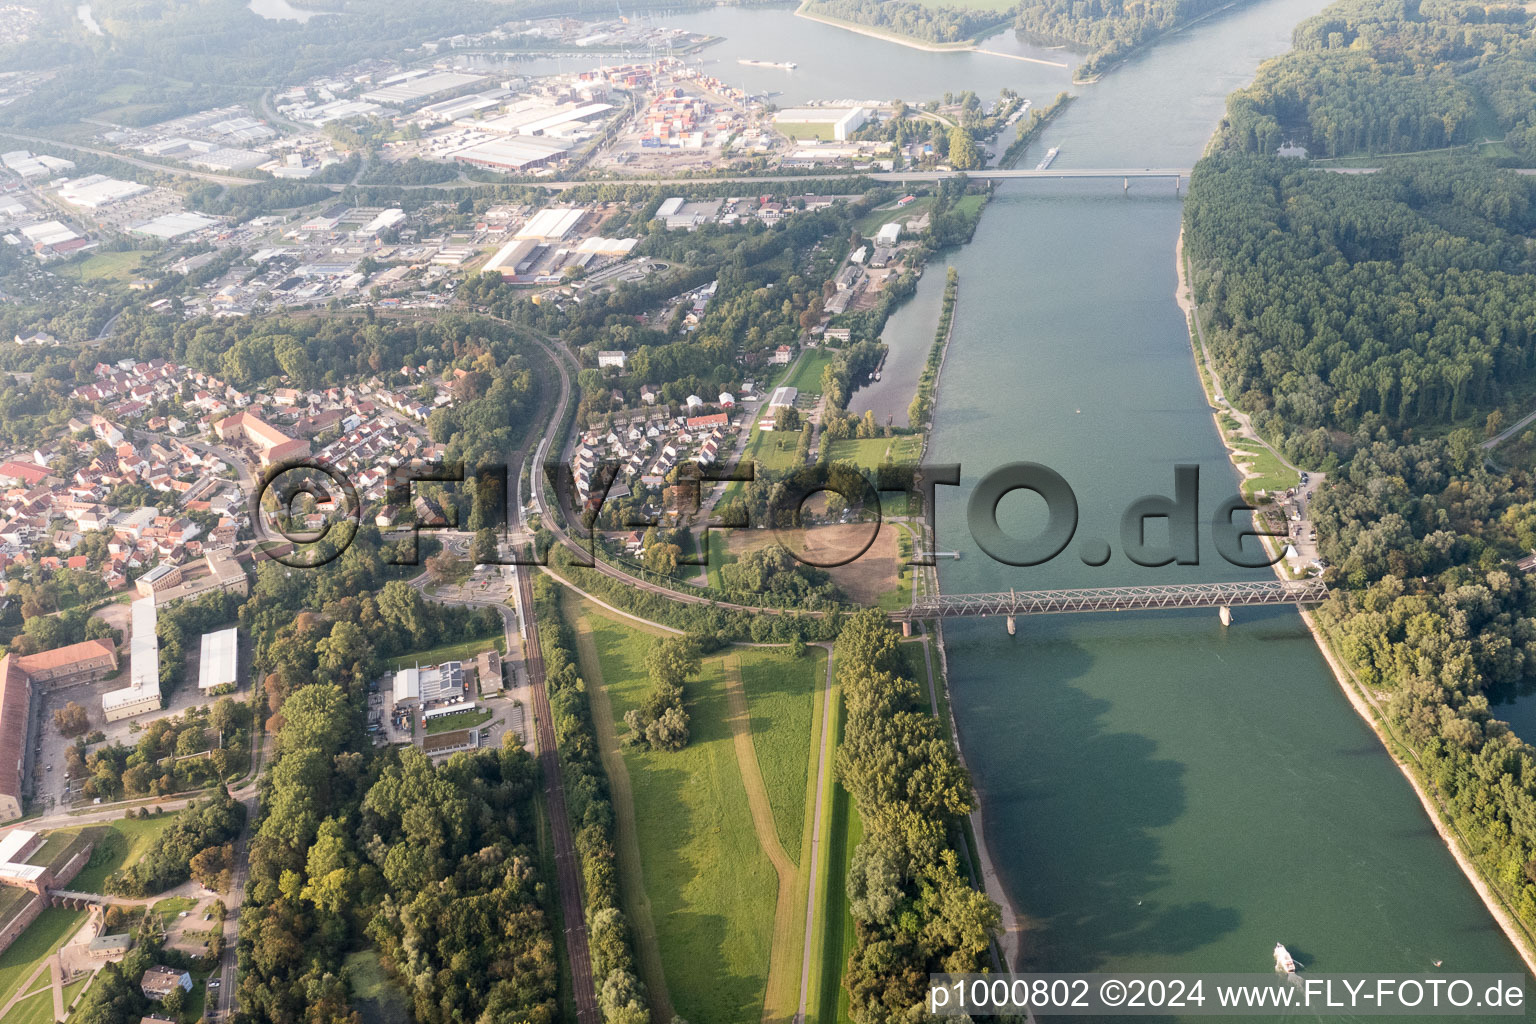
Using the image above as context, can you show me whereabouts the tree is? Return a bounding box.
[947,126,980,170]
[53,702,90,738]
[643,542,681,575]
[472,527,500,565]
[774,405,802,432]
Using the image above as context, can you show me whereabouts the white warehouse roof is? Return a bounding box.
[516,207,584,241]
[198,627,238,690]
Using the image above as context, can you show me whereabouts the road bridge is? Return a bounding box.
[893,578,1328,633]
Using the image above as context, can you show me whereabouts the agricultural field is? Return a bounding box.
[382,633,506,672]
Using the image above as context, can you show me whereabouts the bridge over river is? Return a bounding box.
[892,579,1328,633]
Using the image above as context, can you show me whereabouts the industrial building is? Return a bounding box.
[516,207,585,241]
[482,237,540,277]
[362,71,485,106]
[198,627,238,691]
[102,598,162,722]
[772,106,869,141]
[451,136,571,171]
[53,174,149,208]
[132,212,218,240]
[392,660,465,708]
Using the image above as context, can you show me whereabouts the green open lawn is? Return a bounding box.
[383,633,505,672]
[826,435,923,470]
[856,196,934,236]
[424,707,493,734]
[781,349,834,395]
[743,428,804,474]
[1,984,54,1024]
[59,250,153,289]
[736,646,824,857]
[64,817,177,894]
[584,614,778,1023]
[149,896,197,926]
[1229,439,1299,500]
[345,950,410,1024]
[0,909,83,1008]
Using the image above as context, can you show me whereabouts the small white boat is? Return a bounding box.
[1274,943,1298,973]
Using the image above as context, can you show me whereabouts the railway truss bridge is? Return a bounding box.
[891,579,1329,634]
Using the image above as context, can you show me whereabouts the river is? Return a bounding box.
[561,1,1536,1012]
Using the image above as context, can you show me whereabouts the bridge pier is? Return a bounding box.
[1006,615,1016,636]
[1123,177,1129,194]
[901,620,912,637]
[1219,605,1232,627]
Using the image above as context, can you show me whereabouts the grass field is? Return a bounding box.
[581,610,780,1023]
[1,984,54,1024]
[744,427,805,473]
[0,909,83,1008]
[825,435,923,470]
[344,949,410,1024]
[807,676,862,1024]
[424,707,493,734]
[856,196,934,236]
[735,647,824,861]
[383,633,506,671]
[781,349,834,395]
[65,817,177,894]
[1229,439,1299,499]
[59,250,153,289]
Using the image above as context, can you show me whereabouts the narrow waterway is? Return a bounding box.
[583,0,1536,1010]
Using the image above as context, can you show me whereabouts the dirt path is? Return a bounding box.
[567,602,676,1024]
[721,656,803,1024]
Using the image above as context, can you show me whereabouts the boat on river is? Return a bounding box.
[1036,146,1060,170]
[739,58,795,69]
[1274,943,1299,973]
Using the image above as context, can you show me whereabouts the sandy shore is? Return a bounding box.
[1175,226,1536,978]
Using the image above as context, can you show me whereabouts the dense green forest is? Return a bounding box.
[1220,0,1536,158]
[1014,0,1243,79]
[799,0,1009,44]
[233,529,556,1023]
[1184,155,1536,464]
[834,611,998,1021]
[1187,0,1536,944]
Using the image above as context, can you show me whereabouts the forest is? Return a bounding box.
[834,611,998,1021]
[229,526,557,1024]
[1218,0,1536,158]
[1183,154,1536,465]
[1013,0,1242,79]
[800,0,1009,44]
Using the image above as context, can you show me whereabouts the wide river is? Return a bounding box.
[564,2,1536,1014]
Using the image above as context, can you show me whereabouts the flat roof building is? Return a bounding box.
[103,598,160,722]
[198,628,238,691]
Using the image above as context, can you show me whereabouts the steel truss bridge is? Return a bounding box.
[894,579,1328,631]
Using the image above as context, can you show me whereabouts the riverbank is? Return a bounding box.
[1175,224,1536,979]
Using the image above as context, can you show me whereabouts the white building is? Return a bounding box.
[875,221,902,246]
[597,351,627,369]
[198,627,238,691]
[103,598,161,721]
